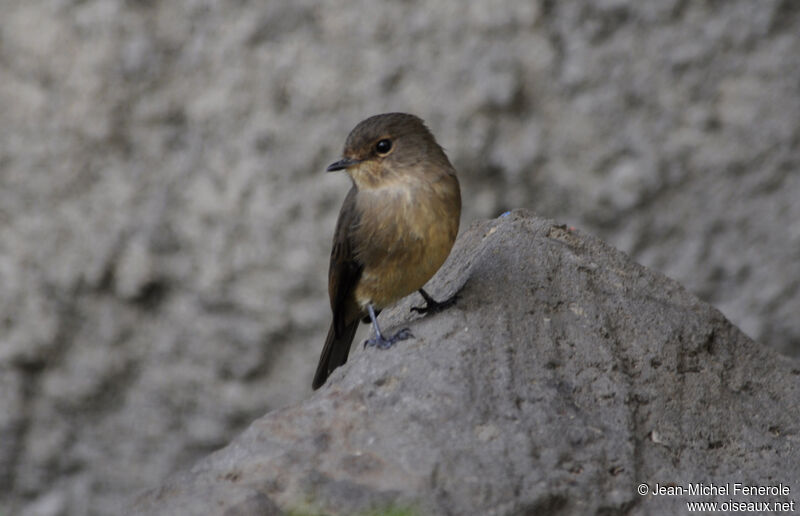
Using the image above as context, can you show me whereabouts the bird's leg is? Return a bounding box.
[364,304,413,349]
[410,288,458,315]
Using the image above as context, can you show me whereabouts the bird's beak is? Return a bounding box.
[326,157,361,172]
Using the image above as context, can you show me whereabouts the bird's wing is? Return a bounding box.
[329,186,364,336]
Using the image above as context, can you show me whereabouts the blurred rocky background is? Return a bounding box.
[0,0,798,515]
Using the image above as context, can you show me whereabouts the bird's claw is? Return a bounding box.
[364,328,414,349]
[411,294,459,315]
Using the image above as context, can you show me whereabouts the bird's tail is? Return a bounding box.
[312,320,359,390]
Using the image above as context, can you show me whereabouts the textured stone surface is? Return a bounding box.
[1,1,799,514]
[131,213,800,515]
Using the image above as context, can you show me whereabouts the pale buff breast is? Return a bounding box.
[352,177,459,310]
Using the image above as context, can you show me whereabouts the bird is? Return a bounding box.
[312,113,461,390]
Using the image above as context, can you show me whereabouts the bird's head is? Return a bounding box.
[326,113,452,189]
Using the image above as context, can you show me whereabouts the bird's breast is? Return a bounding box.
[352,176,460,309]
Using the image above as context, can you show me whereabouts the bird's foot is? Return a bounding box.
[411,292,458,315]
[364,328,414,349]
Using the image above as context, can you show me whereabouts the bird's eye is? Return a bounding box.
[375,139,392,155]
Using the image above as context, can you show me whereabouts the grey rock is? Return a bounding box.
[131,212,800,516]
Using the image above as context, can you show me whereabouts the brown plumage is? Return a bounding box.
[312,113,461,390]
